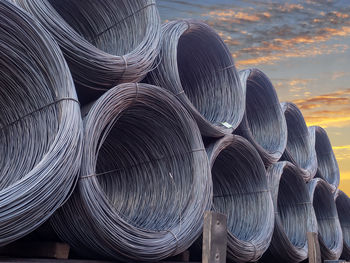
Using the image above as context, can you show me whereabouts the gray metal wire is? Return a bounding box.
[310,126,340,190]
[335,190,350,260]
[144,19,245,138]
[13,0,161,105]
[308,178,343,260]
[264,161,313,262]
[280,102,317,181]
[206,135,274,262]
[236,68,287,166]
[0,0,82,246]
[50,83,212,262]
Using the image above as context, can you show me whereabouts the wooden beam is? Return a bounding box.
[0,242,70,260]
[307,232,321,263]
[202,211,227,263]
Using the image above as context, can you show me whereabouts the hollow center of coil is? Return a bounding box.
[211,145,270,242]
[336,194,350,247]
[177,27,236,125]
[245,72,282,154]
[277,169,309,248]
[313,183,338,248]
[95,102,194,231]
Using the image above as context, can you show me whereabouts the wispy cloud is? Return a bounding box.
[236,43,349,67]
[333,144,350,160]
[293,89,350,128]
[199,0,350,66]
[331,71,350,80]
[205,10,270,23]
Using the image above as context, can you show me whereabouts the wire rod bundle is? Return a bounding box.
[310,126,340,190]
[13,0,161,105]
[144,19,245,138]
[50,83,212,262]
[0,0,82,246]
[307,178,343,260]
[236,68,287,166]
[263,161,314,262]
[335,190,350,260]
[280,102,317,181]
[206,135,274,262]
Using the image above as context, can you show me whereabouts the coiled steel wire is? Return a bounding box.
[206,135,274,262]
[13,0,161,105]
[280,102,317,181]
[0,0,82,246]
[308,178,343,260]
[236,68,287,166]
[144,19,245,138]
[310,126,340,190]
[335,190,350,260]
[50,83,212,262]
[263,161,314,262]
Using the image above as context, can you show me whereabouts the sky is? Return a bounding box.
[157,0,350,194]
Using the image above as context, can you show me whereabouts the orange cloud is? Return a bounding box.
[332,11,350,19]
[333,144,350,160]
[292,89,350,128]
[206,10,261,22]
[305,115,350,128]
[278,3,304,12]
[236,43,349,66]
[204,10,272,25]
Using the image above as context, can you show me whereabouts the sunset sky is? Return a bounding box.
[158,0,350,194]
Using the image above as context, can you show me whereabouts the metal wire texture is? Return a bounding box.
[0,0,82,246]
[206,135,274,262]
[309,126,340,191]
[13,0,161,105]
[236,68,287,166]
[144,19,245,138]
[308,178,343,260]
[263,161,314,262]
[335,190,350,260]
[50,83,212,262]
[280,102,318,181]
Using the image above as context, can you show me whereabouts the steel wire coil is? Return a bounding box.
[263,161,314,262]
[50,83,212,262]
[144,19,245,138]
[280,102,317,181]
[310,126,340,190]
[308,178,343,260]
[335,190,350,260]
[206,135,274,262]
[13,0,161,105]
[0,0,82,246]
[236,68,287,166]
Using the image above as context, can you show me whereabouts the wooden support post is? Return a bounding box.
[0,242,70,259]
[202,211,227,263]
[308,232,321,263]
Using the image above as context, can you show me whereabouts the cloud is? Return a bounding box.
[277,3,304,12]
[292,89,350,128]
[236,43,349,66]
[198,0,350,66]
[331,71,350,80]
[205,10,267,23]
[333,144,350,161]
